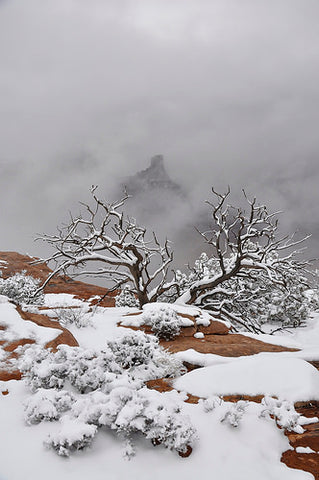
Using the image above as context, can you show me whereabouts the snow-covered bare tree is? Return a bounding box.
[35,187,176,307]
[174,188,313,332]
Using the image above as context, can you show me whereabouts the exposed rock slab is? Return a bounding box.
[282,400,319,479]
[281,450,319,479]
[0,251,117,307]
[16,306,78,351]
[121,310,230,338]
[162,333,298,358]
[0,369,22,381]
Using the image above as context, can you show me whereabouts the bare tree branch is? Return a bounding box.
[177,188,312,317]
[33,188,176,307]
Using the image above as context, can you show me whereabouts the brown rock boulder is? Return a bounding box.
[197,320,230,335]
[178,312,230,335]
[45,331,78,352]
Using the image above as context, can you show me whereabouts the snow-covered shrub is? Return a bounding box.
[20,344,122,394]
[67,388,196,456]
[220,400,247,428]
[45,417,97,457]
[19,345,67,391]
[200,396,223,413]
[24,389,75,424]
[142,306,181,340]
[305,288,319,312]
[107,331,160,369]
[66,348,123,394]
[166,250,313,333]
[54,305,91,328]
[0,270,44,305]
[115,286,139,308]
[260,396,306,433]
[140,390,196,455]
[20,339,196,458]
[159,253,221,304]
[20,334,183,395]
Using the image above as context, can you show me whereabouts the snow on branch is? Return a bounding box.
[34,187,176,307]
[174,188,314,332]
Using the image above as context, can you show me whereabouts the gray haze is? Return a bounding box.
[1,0,319,265]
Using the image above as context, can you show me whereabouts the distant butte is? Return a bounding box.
[123,155,184,197]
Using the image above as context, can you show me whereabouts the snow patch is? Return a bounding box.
[44,294,85,308]
[295,446,317,454]
[0,298,61,345]
[174,354,319,402]
[194,332,204,339]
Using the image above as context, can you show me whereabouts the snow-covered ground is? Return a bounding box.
[0,295,61,346]
[174,313,319,402]
[1,294,319,480]
[174,355,319,402]
[1,380,313,480]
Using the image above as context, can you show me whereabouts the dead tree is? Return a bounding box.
[177,188,311,331]
[34,186,176,307]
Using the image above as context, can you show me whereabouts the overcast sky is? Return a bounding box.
[0,0,319,261]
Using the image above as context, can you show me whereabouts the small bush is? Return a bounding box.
[107,331,158,369]
[20,344,122,394]
[24,389,75,424]
[20,336,195,458]
[260,396,306,433]
[20,333,184,393]
[54,306,91,328]
[143,306,181,340]
[45,417,97,457]
[115,286,139,308]
[220,401,247,428]
[0,271,44,305]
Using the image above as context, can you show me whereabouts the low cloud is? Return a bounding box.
[0,0,318,263]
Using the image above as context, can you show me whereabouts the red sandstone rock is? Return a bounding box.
[177,312,230,335]
[178,325,198,337]
[161,333,298,358]
[45,331,78,352]
[281,450,319,480]
[197,320,230,335]
[146,378,200,404]
[285,402,319,455]
[3,338,35,352]
[16,307,79,350]
[122,311,229,338]
[0,370,22,381]
[295,401,319,418]
[146,378,173,393]
[0,251,117,307]
[222,394,264,403]
[286,422,319,452]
